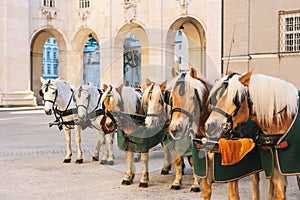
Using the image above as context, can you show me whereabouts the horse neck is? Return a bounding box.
[56,82,74,110]
[250,112,294,134]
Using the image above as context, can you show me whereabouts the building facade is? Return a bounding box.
[0,0,221,106]
[222,0,300,87]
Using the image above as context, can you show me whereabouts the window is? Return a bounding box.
[280,11,300,52]
[79,0,90,8]
[47,64,51,74]
[43,0,55,7]
[53,64,58,75]
[46,48,51,61]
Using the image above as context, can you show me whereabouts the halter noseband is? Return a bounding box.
[210,73,251,136]
[40,80,58,105]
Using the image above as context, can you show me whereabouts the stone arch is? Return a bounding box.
[30,27,67,105]
[166,16,206,80]
[71,28,100,86]
[101,22,149,86]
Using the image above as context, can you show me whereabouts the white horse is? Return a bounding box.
[73,84,114,165]
[100,84,153,187]
[39,77,83,163]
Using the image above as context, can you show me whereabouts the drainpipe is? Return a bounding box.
[221,0,224,75]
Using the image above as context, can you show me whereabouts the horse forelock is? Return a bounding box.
[142,83,163,111]
[249,74,298,125]
[227,75,247,105]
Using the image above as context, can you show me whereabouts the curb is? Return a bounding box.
[0,106,44,112]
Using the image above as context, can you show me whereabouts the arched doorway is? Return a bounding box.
[103,23,148,86]
[30,28,67,105]
[166,16,206,79]
[123,33,141,87]
[83,35,100,86]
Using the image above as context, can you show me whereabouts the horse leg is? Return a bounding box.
[228,181,240,200]
[250,173,260,200]
[297,175,300,191]
[201,153,214,200]
[161,145,172,175]
[171,154,182,190]
[105,133,114,165]
[92,130,104,161]
[74,125,83,164]
[271,168,287,200]
[188,156,201,192]
[122,151,135,185]
[139,152,149,188]
[63,129,72,163]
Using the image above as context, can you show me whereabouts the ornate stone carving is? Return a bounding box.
[41,7,57,19]
[123,1,137,23]
[78,8,91,20]
[177,0,190,15]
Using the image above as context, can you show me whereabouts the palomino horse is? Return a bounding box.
[205,69,300,200]
[141,79,173,175]
[100,84,153,187]
[39,77,83,163]
[142,79,189,178]
[166,67,212,192]
[73,84,114,165]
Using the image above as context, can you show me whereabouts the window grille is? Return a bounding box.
[279,11,300,53]
[79,0,90,8]
[43,0,55,7]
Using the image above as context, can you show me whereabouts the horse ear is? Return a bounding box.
[103,84,108,91]
[146,79,152,87]
[171,67,178,78]
[53,77,60,85]
[239,68,254,86]
[160,80,167,92]
[40,77,47,84]
[116,84,123,94]
[190,67,197,79]
[226,69,233,75]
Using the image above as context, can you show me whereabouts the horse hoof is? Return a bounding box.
[121,180,133,185]
[63,158,71,163]
[139,182,148,188]
[100,160,107,165]
[161,169,169,175]
[190,187,201,193]
[92,156,99,161]
[107,161,114,165]
[171,185,181,190]
[75,159,83,164]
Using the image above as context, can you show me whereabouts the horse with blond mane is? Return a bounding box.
[205,69,300,199]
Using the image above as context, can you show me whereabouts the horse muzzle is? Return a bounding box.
[205,120,223,140]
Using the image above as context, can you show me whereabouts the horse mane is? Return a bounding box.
[249,74,298,125]
[225,73,299,126]
[141,83,162,107]
[168,72,208,104]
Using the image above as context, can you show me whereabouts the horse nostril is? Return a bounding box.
[206,123,216,134]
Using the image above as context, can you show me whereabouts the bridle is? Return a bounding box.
[167,73,202,139]
[210,73,252,137]
[39,80,58,105]
[74,86,91,117]
[144,82,165,118]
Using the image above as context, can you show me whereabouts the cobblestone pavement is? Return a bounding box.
[0,109,299,200]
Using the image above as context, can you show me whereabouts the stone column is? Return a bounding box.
[0,1,36,106]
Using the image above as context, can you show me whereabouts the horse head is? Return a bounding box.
[205,68,298,140]
[73,84,92,121]
[142,79,167,128]
[167,67,211,140]
[205,70,252,140]
[40,77,60,115]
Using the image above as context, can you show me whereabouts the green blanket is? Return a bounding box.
[117,126,165,153]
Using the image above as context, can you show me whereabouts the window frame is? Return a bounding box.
[43,0,55,8]
[279,10,300,53]
[79,0,90,9]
